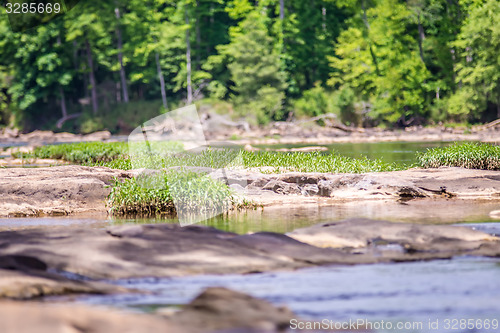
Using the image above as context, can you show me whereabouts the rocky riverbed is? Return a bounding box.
[1,165,500,217]
[1,164,500,332]
[0,218,499,332]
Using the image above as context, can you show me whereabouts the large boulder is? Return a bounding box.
[170,287,294,332]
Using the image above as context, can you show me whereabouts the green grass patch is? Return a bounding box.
[108,170,235,217]
[418,142,500,170]
[94,149,403,174]
[13,141,404,173]
[13,141,184,165]
[100,148,402,217]
[240,151,403,173]
[13,142,128,164]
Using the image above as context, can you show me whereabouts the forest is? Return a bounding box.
[0,0,499,133]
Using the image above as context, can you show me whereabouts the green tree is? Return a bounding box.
[214,6,287,123]
[448,0,500,121]
[329,0,431,125]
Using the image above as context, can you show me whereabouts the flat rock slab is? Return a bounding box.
[0,220,498,286]
[0,166,132,217]
[239,167,500,202]
[0,268,126,300]
[287,218,499,252]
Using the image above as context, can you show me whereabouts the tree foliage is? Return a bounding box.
[0,0,498,130]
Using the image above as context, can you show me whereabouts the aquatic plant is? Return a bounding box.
[13,142,128,164]
[107,170,235,217]
[418,142,500,170]
[95,148,403,174]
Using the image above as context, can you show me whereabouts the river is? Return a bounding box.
[2,140,500,332]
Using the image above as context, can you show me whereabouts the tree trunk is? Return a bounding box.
[195,0,201,68]
[280,0,285,20]
[155,52,168,110]
[417,13,426,63]
[57,86,82,129]
[72,40,79,70]
[209,3,215,55]
[115,7,129,103]
[322,7,326,32]
[59,86,67,119]
[85,39,99,114]
[497,92,500,118]
[185,8,193,105]
[361,0,380,76]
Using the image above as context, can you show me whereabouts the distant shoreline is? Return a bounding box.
[1,124,500,148]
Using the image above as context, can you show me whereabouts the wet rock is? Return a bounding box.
[317,179,336,197]
[170,287,295,333]
[0,254,126,300]
[287,218,499,253]
[301,184,319,196]
[397,186,428,199]
[82,130,112,141]
[262,180,301,195]
[242,167,500,204]
[0,224,305,279]
[2,166,500,217]
[0,220,499,283]
[0,269,125,299]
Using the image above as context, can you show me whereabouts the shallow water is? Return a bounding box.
[255,141,455,164]
[4,216,499,333]
[2,199,500,234]
[55,254,500,333]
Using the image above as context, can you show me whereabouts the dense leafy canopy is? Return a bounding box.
[0,0,498,131]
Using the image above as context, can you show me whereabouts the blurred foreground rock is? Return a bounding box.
[0,219,498,332]
[0,220,498,283]
[0,287,298,333]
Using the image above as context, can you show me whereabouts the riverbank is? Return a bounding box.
[2,122,500,149]
[232,124,500,145]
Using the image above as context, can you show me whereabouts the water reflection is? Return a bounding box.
[111,200,500,234]
[1,199,499,234]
